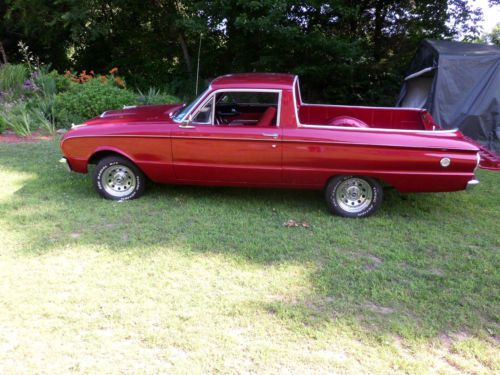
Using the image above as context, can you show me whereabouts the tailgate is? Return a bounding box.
[463,136,500,171]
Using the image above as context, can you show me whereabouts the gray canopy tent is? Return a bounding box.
[396,39,500,154]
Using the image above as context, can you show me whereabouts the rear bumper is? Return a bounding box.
[59,157,72,172]
[466,179,479,191]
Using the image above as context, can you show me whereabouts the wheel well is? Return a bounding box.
[88,150,130,165]
[324,174,393,190]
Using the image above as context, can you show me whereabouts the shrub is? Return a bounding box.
[0,111,7,133]
[0,99,56,136]
[33,67,57,97]
[0,64,28,99]
[137,87,180,105]
[0,102,38,136]
[28,97,56,134]
[54,78,136,127]
[49,70,72,93]
[0,64,180,134]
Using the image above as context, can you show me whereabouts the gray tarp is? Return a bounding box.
[397,40,500,154]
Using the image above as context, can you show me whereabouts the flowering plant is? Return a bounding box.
[63,67,126,88]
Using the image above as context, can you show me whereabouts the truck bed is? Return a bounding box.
[297,104,434,131]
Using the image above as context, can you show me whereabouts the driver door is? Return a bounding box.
[171,91,283,185]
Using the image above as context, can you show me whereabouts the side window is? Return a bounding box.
[218,94,235,105]
[228,92,277,105]
[214,91,280,127]
[193,96,214,124]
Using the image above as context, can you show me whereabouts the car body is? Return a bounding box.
[59,73,498,217]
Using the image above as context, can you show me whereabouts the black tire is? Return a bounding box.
[93,156,145,200]
[325,175,383,218]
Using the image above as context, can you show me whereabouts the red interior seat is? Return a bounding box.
[256,107,277,127]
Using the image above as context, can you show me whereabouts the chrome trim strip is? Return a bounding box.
[170,136,280,142]
[299,124,459,134]
[61,134,474,151]
[173,86,213,123]
[296,76,302,105]
[262,132,279,139]
[291,76,458,134]
[474,152,481,172]
[187,88,283,128]
[191,95,215,125]
[64,134,279,142]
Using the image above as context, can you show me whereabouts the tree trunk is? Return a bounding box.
[0,40,7,64]
[178,33,192,76]
[373,0,386,61]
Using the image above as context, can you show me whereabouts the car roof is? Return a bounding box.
[210,73,297,90]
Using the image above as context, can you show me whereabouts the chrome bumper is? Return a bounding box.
[59,157,72,172]
[466,179,479,191]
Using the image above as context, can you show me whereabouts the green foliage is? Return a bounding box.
[0,64,179,135]
[48,70,73,92]
[0,111,7,133]
[0,0,487,105]
[53,79,136,127]
[136,87,180,105]
[29,97,56,134]
[0,64,28,99]
[0,102,38,136]
[33,66,57,97]
[478,23,500,45]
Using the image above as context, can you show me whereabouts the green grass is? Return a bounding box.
[0,139,498,374]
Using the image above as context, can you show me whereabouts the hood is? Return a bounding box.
[84,103,184,125]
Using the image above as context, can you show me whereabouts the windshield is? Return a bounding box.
[172,88,210,122]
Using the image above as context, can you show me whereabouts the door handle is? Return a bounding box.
[262,133,279,139]
[179,124,195,129]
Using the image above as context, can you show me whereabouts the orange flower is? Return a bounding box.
[114,76,125,87]
[77,70,92,83]
[109,67,118,74]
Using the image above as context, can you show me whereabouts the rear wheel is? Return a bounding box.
[93,156,145,200]
[325,175,382,218]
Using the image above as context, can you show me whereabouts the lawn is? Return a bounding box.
[0,139,498,374]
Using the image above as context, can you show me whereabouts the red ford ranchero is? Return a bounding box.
[59,73,498,217]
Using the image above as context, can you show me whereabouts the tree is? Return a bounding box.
[478,23,500,45]
[0,0,486,104]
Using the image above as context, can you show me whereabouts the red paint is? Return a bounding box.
[61,73,496,195]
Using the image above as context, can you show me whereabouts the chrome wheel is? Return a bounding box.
[335,177,373,213]
[101,164,136,198]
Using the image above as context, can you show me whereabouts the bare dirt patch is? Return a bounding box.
[363,302,395,315]
[0,131,53,144]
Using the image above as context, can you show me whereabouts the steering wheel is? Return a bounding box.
[215,111,228,125]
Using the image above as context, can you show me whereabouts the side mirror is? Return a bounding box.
[180,114,194,128]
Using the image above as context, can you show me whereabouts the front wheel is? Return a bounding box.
[93,156,145,200]
[325,175,383,218]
